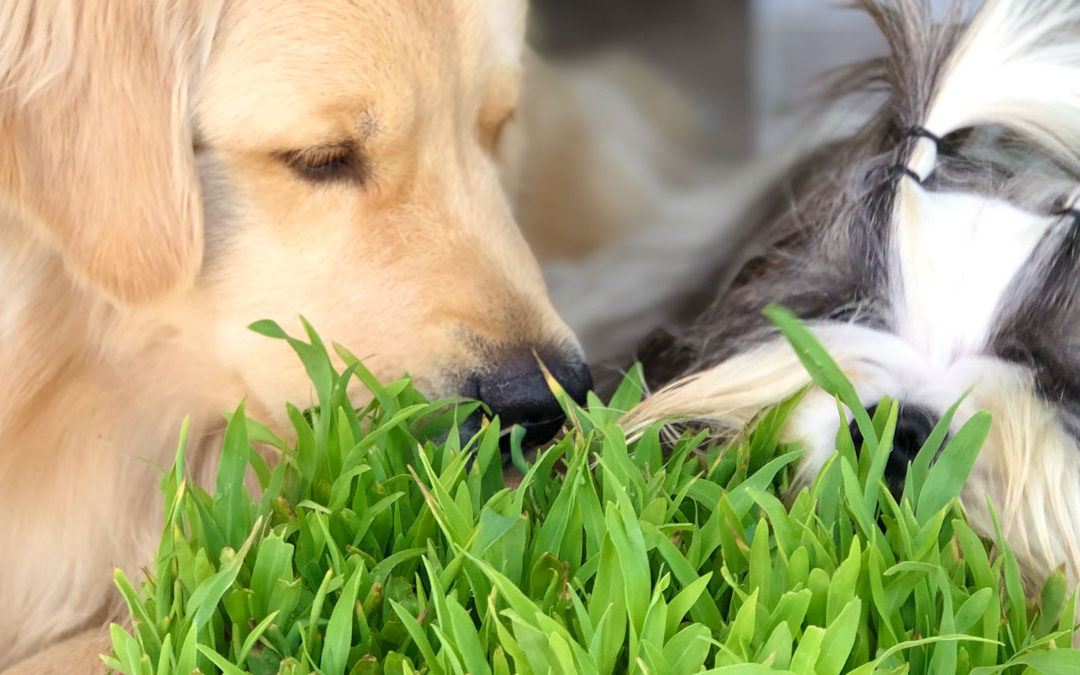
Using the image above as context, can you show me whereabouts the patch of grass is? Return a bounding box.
[108,308,1080,674]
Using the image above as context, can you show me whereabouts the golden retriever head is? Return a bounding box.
[0,0,590,443]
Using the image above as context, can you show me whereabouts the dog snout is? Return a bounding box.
[463,344,592,450]
[849,403,940,497]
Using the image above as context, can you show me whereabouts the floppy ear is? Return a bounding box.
[0,3,215,303]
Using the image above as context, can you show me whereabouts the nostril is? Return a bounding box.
[551,358,593,407]
[849,403,940,498]
[465,345,593,450]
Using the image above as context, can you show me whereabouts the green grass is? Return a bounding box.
[108,306,1080,674]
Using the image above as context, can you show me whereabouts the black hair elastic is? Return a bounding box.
[1055,206,1080,222]
[906,126,942,147]
[889,163,923,184]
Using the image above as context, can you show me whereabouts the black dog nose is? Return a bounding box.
[849,403,940,498]
[464,345,592,449]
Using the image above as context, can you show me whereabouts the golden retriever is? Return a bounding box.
[0,0,591,670]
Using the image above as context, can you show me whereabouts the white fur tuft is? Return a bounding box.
[623,323,920,434]
[894,190,1056,366]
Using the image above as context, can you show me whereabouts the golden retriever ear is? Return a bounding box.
[1,4,216,303]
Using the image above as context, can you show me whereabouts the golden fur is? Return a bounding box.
[0,0,580,670]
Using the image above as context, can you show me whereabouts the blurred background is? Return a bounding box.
[514,0,889,369]
[528,0,885,156]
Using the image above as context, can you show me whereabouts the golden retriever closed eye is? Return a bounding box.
[0,1,591,670]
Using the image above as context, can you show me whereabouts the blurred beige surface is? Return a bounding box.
[518,1,896,362]
[529,0,889,159]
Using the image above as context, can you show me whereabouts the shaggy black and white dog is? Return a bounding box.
[630,0,1080,585]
